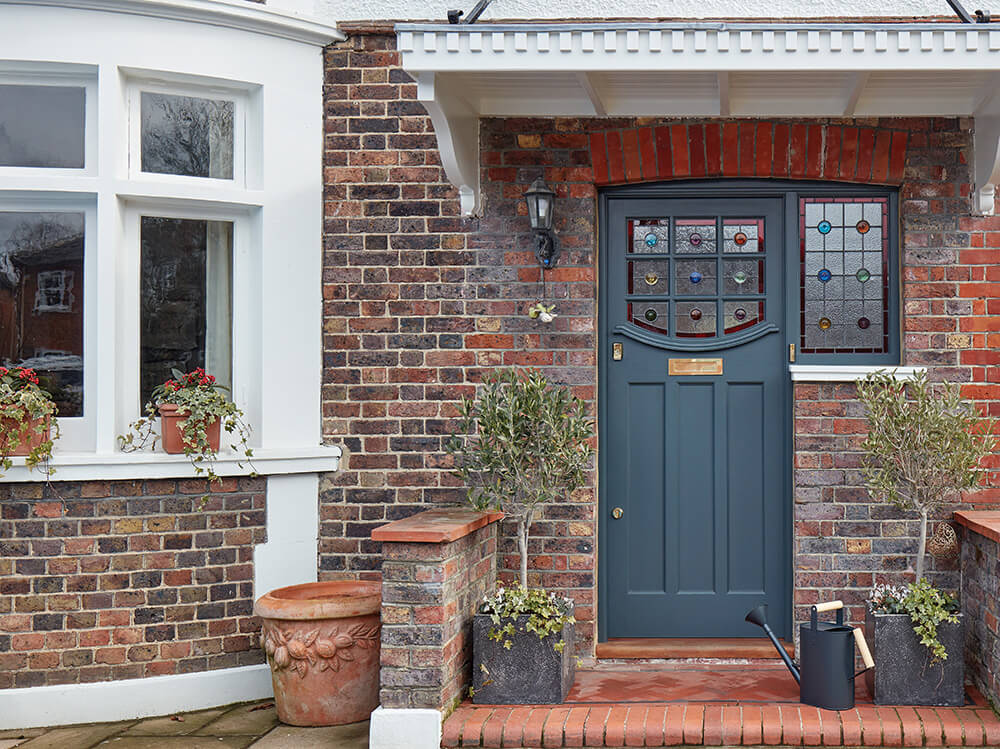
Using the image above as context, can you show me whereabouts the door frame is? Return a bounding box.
[596,179,898,644]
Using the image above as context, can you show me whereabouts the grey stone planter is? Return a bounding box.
[865,610,965,706]
[471,611,576,704]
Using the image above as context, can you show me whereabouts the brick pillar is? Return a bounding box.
[956,512,1000,708]
[371,508,501,712]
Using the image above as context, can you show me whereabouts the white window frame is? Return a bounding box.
[124,73,251,189]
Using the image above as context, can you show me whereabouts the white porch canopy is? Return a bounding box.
[396,22,1000,215]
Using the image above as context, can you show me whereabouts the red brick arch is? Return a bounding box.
[589,122,908,187]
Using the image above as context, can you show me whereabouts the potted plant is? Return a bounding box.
[447,368,593,704]
[119,367,255,487]
[0,366,59,477]
[857,370,995,705]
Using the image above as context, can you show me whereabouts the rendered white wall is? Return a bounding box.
[318,0,956,22]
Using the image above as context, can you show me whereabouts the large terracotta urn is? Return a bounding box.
[254,580,381,726]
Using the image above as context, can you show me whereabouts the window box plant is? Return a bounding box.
[857,371,994,706]
[0,366,59,477]
[119,367,255,486]
[447,368,593,704]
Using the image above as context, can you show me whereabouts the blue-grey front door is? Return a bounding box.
[602,194,789,639]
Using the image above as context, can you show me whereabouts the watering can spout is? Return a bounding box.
[745,604,801,684]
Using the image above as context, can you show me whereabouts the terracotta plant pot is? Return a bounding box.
[0,415,50,456]
[254,580,382,726]
[158,404,220,454]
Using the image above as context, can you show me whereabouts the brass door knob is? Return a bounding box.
[611,507,624,519]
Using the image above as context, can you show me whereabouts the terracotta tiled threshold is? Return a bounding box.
[442,667,1000,747]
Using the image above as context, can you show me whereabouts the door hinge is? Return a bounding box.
[612,342,623,361]
[788,344,796,363]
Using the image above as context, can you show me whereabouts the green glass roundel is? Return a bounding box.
[856,268,871,283]
[733,271,748,285]
[644,308,658,322]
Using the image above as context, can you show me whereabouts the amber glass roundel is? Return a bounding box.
[818,317,832,330]
[856,220,871,234]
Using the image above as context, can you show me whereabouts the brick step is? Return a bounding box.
[442,702,1000,747]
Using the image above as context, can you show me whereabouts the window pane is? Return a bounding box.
[800,198,888,354]
[0,85,86,168]
[0,211,85,416]
[140,217,233,406]
[141,93,234,179]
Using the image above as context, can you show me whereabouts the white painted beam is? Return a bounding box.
[842,71,869,116]
[717,71,730,117]
[417,72,480,217]
[576,71,607,116]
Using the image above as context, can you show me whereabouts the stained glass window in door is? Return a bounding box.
[629,259,669,295]
[674,219,716,254]
[675,301,716,338]
[675,259,716,295]
[631,219,670,253]
[629,301,669,334]
[800,198,888,353]
[723,259,764,295]
[722,218,764,253]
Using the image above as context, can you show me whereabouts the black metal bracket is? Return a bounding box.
[447,0,495,24]
[945,0,992,22]
[533,230,560,269]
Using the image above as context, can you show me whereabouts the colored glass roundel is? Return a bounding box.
[644,308,658,322]
[645,272,659,286]
[689,233,702,246]
[734,308,747,321]
[689,271,703,284]
[689,308,702,321]
[733,232,748,246]
[645,232,658,247]
[733,271,748,285]
[801,198,889,354]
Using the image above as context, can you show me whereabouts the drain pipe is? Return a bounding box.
[745,604,800,684]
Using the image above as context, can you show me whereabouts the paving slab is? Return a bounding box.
[0,740,28,749]
[16,723,132,749]
[96,738,253,748]
[121,708,227,736]
[250,721,369,749]
[0,731,44,741]
[197,703,280,736]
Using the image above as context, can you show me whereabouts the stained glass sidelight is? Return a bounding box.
[800,197,889,353]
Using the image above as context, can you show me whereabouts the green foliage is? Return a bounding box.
[868,580,960,662]
[446,368,593,589]
[0,366,59,477]
[119,367,256,494]
[857,370,995,578]
[482,585,575,652]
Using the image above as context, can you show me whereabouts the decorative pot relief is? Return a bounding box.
[261,620,380,678]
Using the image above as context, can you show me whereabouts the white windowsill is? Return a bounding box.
[789,364,925,382]
[0,444,341,482]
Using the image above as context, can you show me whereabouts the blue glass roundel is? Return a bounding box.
[817,220,832,235]
[689,271,703,284]
[817,268,832,283]
[644,232,658,247]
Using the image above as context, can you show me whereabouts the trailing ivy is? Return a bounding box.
[481,586,575,652]
[868,579,960,662]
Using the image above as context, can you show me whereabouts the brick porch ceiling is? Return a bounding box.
[395,22,1000,215]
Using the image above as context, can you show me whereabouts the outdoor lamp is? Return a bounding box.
[524,177,560,269]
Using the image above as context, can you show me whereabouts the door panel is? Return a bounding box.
[603,195,789,640]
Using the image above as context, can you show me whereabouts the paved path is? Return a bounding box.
[0,702,368,749]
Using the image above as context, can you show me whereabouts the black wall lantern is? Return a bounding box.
[524,177,560,269]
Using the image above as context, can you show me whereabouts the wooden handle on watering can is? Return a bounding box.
[853,628,875,669]
[813,600,844,613]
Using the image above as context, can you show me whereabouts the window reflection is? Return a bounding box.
[0,85,86,168]
[141,93,234,179]
[0,211,85,416]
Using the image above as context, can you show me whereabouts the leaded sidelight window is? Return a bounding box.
[626,216,768,340]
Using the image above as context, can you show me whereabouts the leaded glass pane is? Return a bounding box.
[0,211,85,416]
[675,259,716,296]
[630,218,669,253]
[800,197,889,353]
[724,301,764,334]
[723,259,763,295]
[722,218,763,253]
[0,85,86,168]
[630,302,669,334]
[675,301,716,338]
[629,259,669,295]
[674,219,716,254]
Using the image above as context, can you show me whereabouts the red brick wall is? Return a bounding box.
[320,31,999,656]
[0,478,266,689]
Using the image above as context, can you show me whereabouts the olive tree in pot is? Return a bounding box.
[447,368,593,704]
[857,370,994,705]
